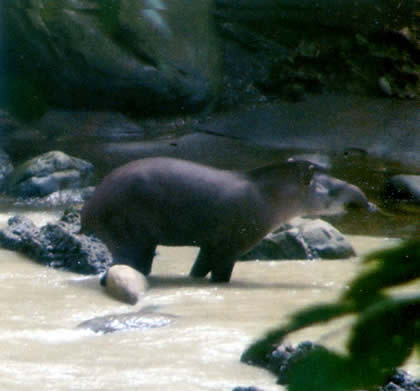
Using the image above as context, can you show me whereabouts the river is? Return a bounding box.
[1,210,417,391]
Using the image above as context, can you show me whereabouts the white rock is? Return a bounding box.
[105,265,148,305]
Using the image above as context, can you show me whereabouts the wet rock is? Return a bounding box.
[6,151,94,198]
[77,306,175,334]
[381,370,420,391]
[240,218,355,261]
[271,342,325,385]
[241,340,324,383]
[14,187,95,208]
[0,149,13,192]
[104,265,148,305]
[384,175,420,206]
[0,209,112,274]
[243,341,420,390]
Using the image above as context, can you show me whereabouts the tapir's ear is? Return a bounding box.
[303,163,316,186]
[287,158,322,186]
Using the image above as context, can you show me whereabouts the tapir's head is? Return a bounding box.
[304,172,377,216]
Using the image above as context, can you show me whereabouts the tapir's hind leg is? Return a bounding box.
[190,246,237,283]
[190,247,213,279]
[110,241,157,276]
[134,242,157,276]
[210,256,236,283]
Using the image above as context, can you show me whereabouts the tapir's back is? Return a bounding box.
[81,157,258,245]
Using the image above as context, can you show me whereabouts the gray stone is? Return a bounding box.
[7,151,93,198]
[240,218,355,260]
[105,265,148,305]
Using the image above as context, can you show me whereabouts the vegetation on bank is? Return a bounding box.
[241,239,420,391]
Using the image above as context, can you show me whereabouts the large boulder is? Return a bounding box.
[240,218,355,261]
[1,0,221,117]
[6,151,93,198]
[0,209,112,274]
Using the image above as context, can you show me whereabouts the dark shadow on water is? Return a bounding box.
[147,274,330,291]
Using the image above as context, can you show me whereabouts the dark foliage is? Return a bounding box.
[242,240,420,391]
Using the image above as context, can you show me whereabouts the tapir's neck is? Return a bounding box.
[247,163,313,228]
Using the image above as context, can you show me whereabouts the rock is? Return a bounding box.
[104,265,148,305]
[1,0,220,116]
[381,370,420,391]
[0,149,13,192]
[77,306,175,334]
[383,384,406,391]
[14,187,95,208]
[243,341,420,390]
[241,340,325,383]
[384,175,420,206]
[271,342,325,385]
[6,151,93,198]
[0,209,112,274]
[240,218,355,261]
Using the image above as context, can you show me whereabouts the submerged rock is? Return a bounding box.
[0,209,112,274]
[104,265,148,305]
[240,218,355,261]
[77,306,175,334]
[6,151,93,198]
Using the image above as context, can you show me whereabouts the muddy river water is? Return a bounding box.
[0,211,417,391]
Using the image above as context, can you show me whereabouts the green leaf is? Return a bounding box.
[347,296,420,378]
[344,240,420,306]
[288,349,354,391]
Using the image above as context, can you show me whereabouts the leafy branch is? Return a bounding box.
[241,240,420,391]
